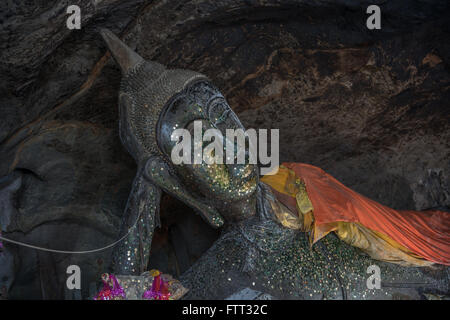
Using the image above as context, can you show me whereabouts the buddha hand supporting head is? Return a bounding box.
[100,29,259,229]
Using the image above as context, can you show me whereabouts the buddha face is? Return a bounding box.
[157,80,259,202]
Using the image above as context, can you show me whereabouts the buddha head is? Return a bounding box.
[100,29,259,226]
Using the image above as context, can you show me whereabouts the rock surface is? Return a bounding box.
[0,0,449,299]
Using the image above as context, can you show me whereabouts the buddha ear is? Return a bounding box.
[143,156,225,228]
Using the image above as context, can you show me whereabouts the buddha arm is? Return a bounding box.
[112,165,162,275]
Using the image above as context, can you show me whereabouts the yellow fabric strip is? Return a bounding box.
[261,165,297,197]
[268,198,303,230]
[327,221,433,267]
[295,183,314,218]
[261,165,313,231]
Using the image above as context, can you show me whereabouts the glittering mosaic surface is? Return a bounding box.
[180,210,449,300]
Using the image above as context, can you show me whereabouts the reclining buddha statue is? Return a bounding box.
[100,29,450,299]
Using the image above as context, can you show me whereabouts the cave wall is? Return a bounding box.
[0,0,449,299]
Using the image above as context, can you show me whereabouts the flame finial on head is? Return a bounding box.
[99,28,144,74]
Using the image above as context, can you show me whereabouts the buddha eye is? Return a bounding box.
[208,99,231,126]
[214,109,231,125]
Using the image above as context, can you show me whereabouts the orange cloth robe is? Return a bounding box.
[261,163,450,266]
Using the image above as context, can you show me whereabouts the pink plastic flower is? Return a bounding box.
[94,273,126,300]
[142,270,171,300]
